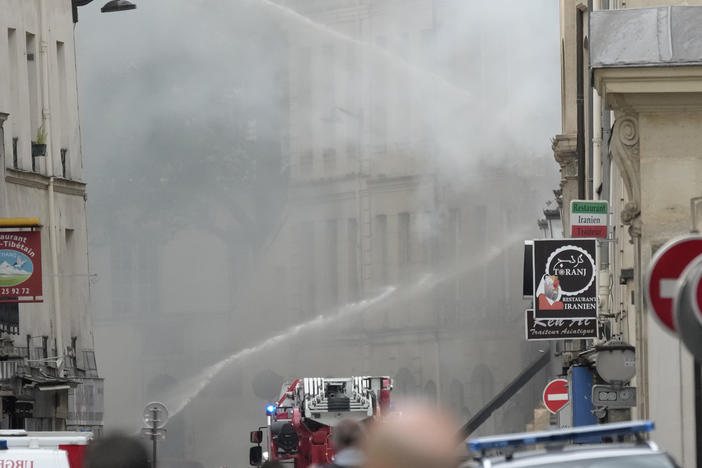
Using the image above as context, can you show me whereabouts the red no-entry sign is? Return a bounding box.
[645,235,702,333]
[543,378,569,414]
[674,257,702,360]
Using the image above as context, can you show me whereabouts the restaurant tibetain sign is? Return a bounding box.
[0,231,42,302]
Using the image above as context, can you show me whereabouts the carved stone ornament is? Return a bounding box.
[610,113,641,240]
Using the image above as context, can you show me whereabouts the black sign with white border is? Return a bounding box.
[533,239,598,320]
[525,309,599,340]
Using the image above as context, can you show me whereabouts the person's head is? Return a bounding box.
[363,401,459,468]
[84,433,150,468]
[332,418,365,452]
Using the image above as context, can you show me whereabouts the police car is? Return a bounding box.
[462,421,679,467]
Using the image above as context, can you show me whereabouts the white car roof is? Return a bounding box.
[474,444,673,467]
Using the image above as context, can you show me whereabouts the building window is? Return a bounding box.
[12,137,18,169]
[322,45,335,108]
[326,220,338,307]
[82,350,98,375]
[346,142,357,163]
[323,148,336,173]
[65,228,74,255]
[300,151,313,174]
[375,214,388,285]
[398,212,410,269]
[347,218,359,302]
[299,222,316,317]
[60,148,68,178]
[25,33,39,136]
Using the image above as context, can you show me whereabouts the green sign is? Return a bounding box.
[571,201,608,214]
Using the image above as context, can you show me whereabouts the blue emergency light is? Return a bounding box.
[468,420,654,452]
[265,404,277,415]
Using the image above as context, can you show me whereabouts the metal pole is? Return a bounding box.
[152,408,158,468]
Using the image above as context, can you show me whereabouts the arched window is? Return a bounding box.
[449,379,470,419]
[470,364,494,407]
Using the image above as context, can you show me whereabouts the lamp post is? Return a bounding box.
[142,402,168,468]
[72,0,137,23]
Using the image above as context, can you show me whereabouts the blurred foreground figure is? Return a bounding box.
[363,402,459,468]
[325,419,365,468]
[84,433,150,468]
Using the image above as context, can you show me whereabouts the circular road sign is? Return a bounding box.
[543,378,569,414]
[645,235,702,333]
[143,401,169,429]
[674,257,702,360]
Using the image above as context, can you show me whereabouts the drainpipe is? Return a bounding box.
[592,0,602,201]
[39,0,65,376]
[576,8,585,200]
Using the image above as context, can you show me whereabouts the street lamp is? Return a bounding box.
[101,0,137,12]
[72,0,137,22]
[142,401,168,468]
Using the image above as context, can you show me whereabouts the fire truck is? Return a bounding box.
[249,376,392,467]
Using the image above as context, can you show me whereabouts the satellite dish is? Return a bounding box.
[143,401,169,429]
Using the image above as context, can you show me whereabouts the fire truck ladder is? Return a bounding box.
[456,349,552,442]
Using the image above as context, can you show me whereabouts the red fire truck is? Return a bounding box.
[249,376,391,467]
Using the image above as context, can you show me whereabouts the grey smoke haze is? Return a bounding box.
[76,0,560,465]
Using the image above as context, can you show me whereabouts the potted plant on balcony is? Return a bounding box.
[31,124,47,157]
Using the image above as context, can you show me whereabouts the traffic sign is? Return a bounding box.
[645,235,702,333]
[673,256,702,360]
[543,378,569,414]
[570,200,608,238]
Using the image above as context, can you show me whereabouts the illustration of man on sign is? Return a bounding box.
[536,274,564,310]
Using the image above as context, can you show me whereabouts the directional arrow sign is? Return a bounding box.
[645,235,702,333]
[543,378,569,414]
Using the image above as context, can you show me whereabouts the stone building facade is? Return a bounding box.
[0,0,102,432]
[555,1,702,465]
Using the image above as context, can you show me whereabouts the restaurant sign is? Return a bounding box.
[532,239,598,321]
[0,231,42,303]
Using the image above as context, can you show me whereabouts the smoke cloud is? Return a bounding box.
[76,0,560,465]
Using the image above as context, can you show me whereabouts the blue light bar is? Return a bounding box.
[265,404,277,415]
[468,420,654,452]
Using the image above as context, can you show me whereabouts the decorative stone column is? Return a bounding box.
[610,112,641,242]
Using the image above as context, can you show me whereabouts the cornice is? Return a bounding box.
[5,169,86,199]
[595,66,702,111]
